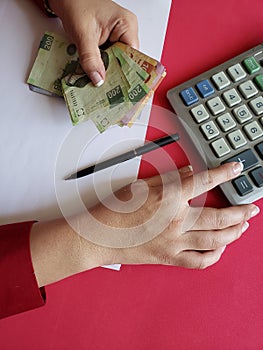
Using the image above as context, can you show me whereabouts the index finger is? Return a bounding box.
[183,162,243,200]
[109,11,139,49]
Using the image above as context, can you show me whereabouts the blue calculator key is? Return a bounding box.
[196,79,215,98]
[180,87,199,106]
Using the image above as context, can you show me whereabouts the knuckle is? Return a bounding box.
[196,256,210,270]
[196,252,221,270]
[209,236,223,249]
[199,171,214,187]
[214,210,229,229]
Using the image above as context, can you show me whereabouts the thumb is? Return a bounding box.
[77,35,106,87]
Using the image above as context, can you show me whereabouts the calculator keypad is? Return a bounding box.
[167,44,263,204]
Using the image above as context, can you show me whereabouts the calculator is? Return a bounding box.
[167,44,263,205]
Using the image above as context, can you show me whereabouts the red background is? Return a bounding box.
[1,1,263,349]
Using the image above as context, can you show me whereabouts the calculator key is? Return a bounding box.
[249,167,263,187]
[249,96,263,115]
[255,141,263,159]
[232,175,253,196]
[254,74,263,91]
[210,138,230,158]
[227,63,247,82]
[196,79,214,98]
[243,56,260,74]
[180,87,199,106]
[243,121,263,141]
[238,80,258,99]
[222,149,258,171]
[191,104,209,123]
[222,88,242,107]
[216,113,236,131]
[227,130,247,149]
[233,104,253,124]
[207,96,226,115]
[200,121,220,140]
[211,71,230,90]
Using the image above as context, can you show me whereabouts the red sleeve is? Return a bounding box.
[0,222,46,319]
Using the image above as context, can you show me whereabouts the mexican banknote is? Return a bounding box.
[27,31,166,132]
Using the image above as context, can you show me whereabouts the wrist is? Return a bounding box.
[30,218,116,287]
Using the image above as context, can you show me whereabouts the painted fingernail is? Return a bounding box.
[250,205,260,218]
[219,245,226,254]
[90,71,104,87]
[179,165,193,173]
[233,161,244,175]
[241,221,249,233]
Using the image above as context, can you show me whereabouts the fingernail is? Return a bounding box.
[219,245,226,254]
[90,71,104,87]
[233,161,244,175]
[250,205,260,218]
[179,165,193,173]
[241,221,249,233]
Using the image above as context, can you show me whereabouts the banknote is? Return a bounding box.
[27,31,166,132]
[61,45,134,131]
[27,32,79,96]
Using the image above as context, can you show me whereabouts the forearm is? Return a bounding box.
[30,218,115,287]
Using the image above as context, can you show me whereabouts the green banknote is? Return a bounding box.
[27,31,166,132]
[27,32,79,96]
[61,45,135,132]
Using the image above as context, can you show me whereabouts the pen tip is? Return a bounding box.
[65,174,77,180]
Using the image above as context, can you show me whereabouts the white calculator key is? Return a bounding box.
[210,138,231,157]
[207,96,226,115]
[216,113,236,131]
[200,121,220,140]
[249,96,263,115]
[233,104,253,123]
[227,129,247,149]
[191,104,209,123]
[227,63,247,82]
[243,121,263,141]
[212,71,230,90]
[222,88,242,107]
[239,80,258,99]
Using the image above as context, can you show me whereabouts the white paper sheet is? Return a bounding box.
[0,0,171,226]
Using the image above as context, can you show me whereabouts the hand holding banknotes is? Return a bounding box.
[48,0,139,86]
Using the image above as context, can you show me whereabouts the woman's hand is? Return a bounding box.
[30,162,260,287]
[49,0,139,86]
[88,162,259,269]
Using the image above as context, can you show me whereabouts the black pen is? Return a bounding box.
[65,133,180,180]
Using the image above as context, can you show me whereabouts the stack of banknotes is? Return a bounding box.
[27,32,166,133]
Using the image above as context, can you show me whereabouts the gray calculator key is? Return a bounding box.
[212,71,230,90]
[239,80,258,99]
[210,138,230,157]
[227,63,247,82]
[232,175,253,196]
[191,104,209,123]
[222,88,242,107]
[222,149,258,170]
[207,96,226,115]
[227,129,247,149]
[233,104,253,123]
[243,121,263,141]
[249,96,263,115]
[200,121,220,140]
[217,113,236,131]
